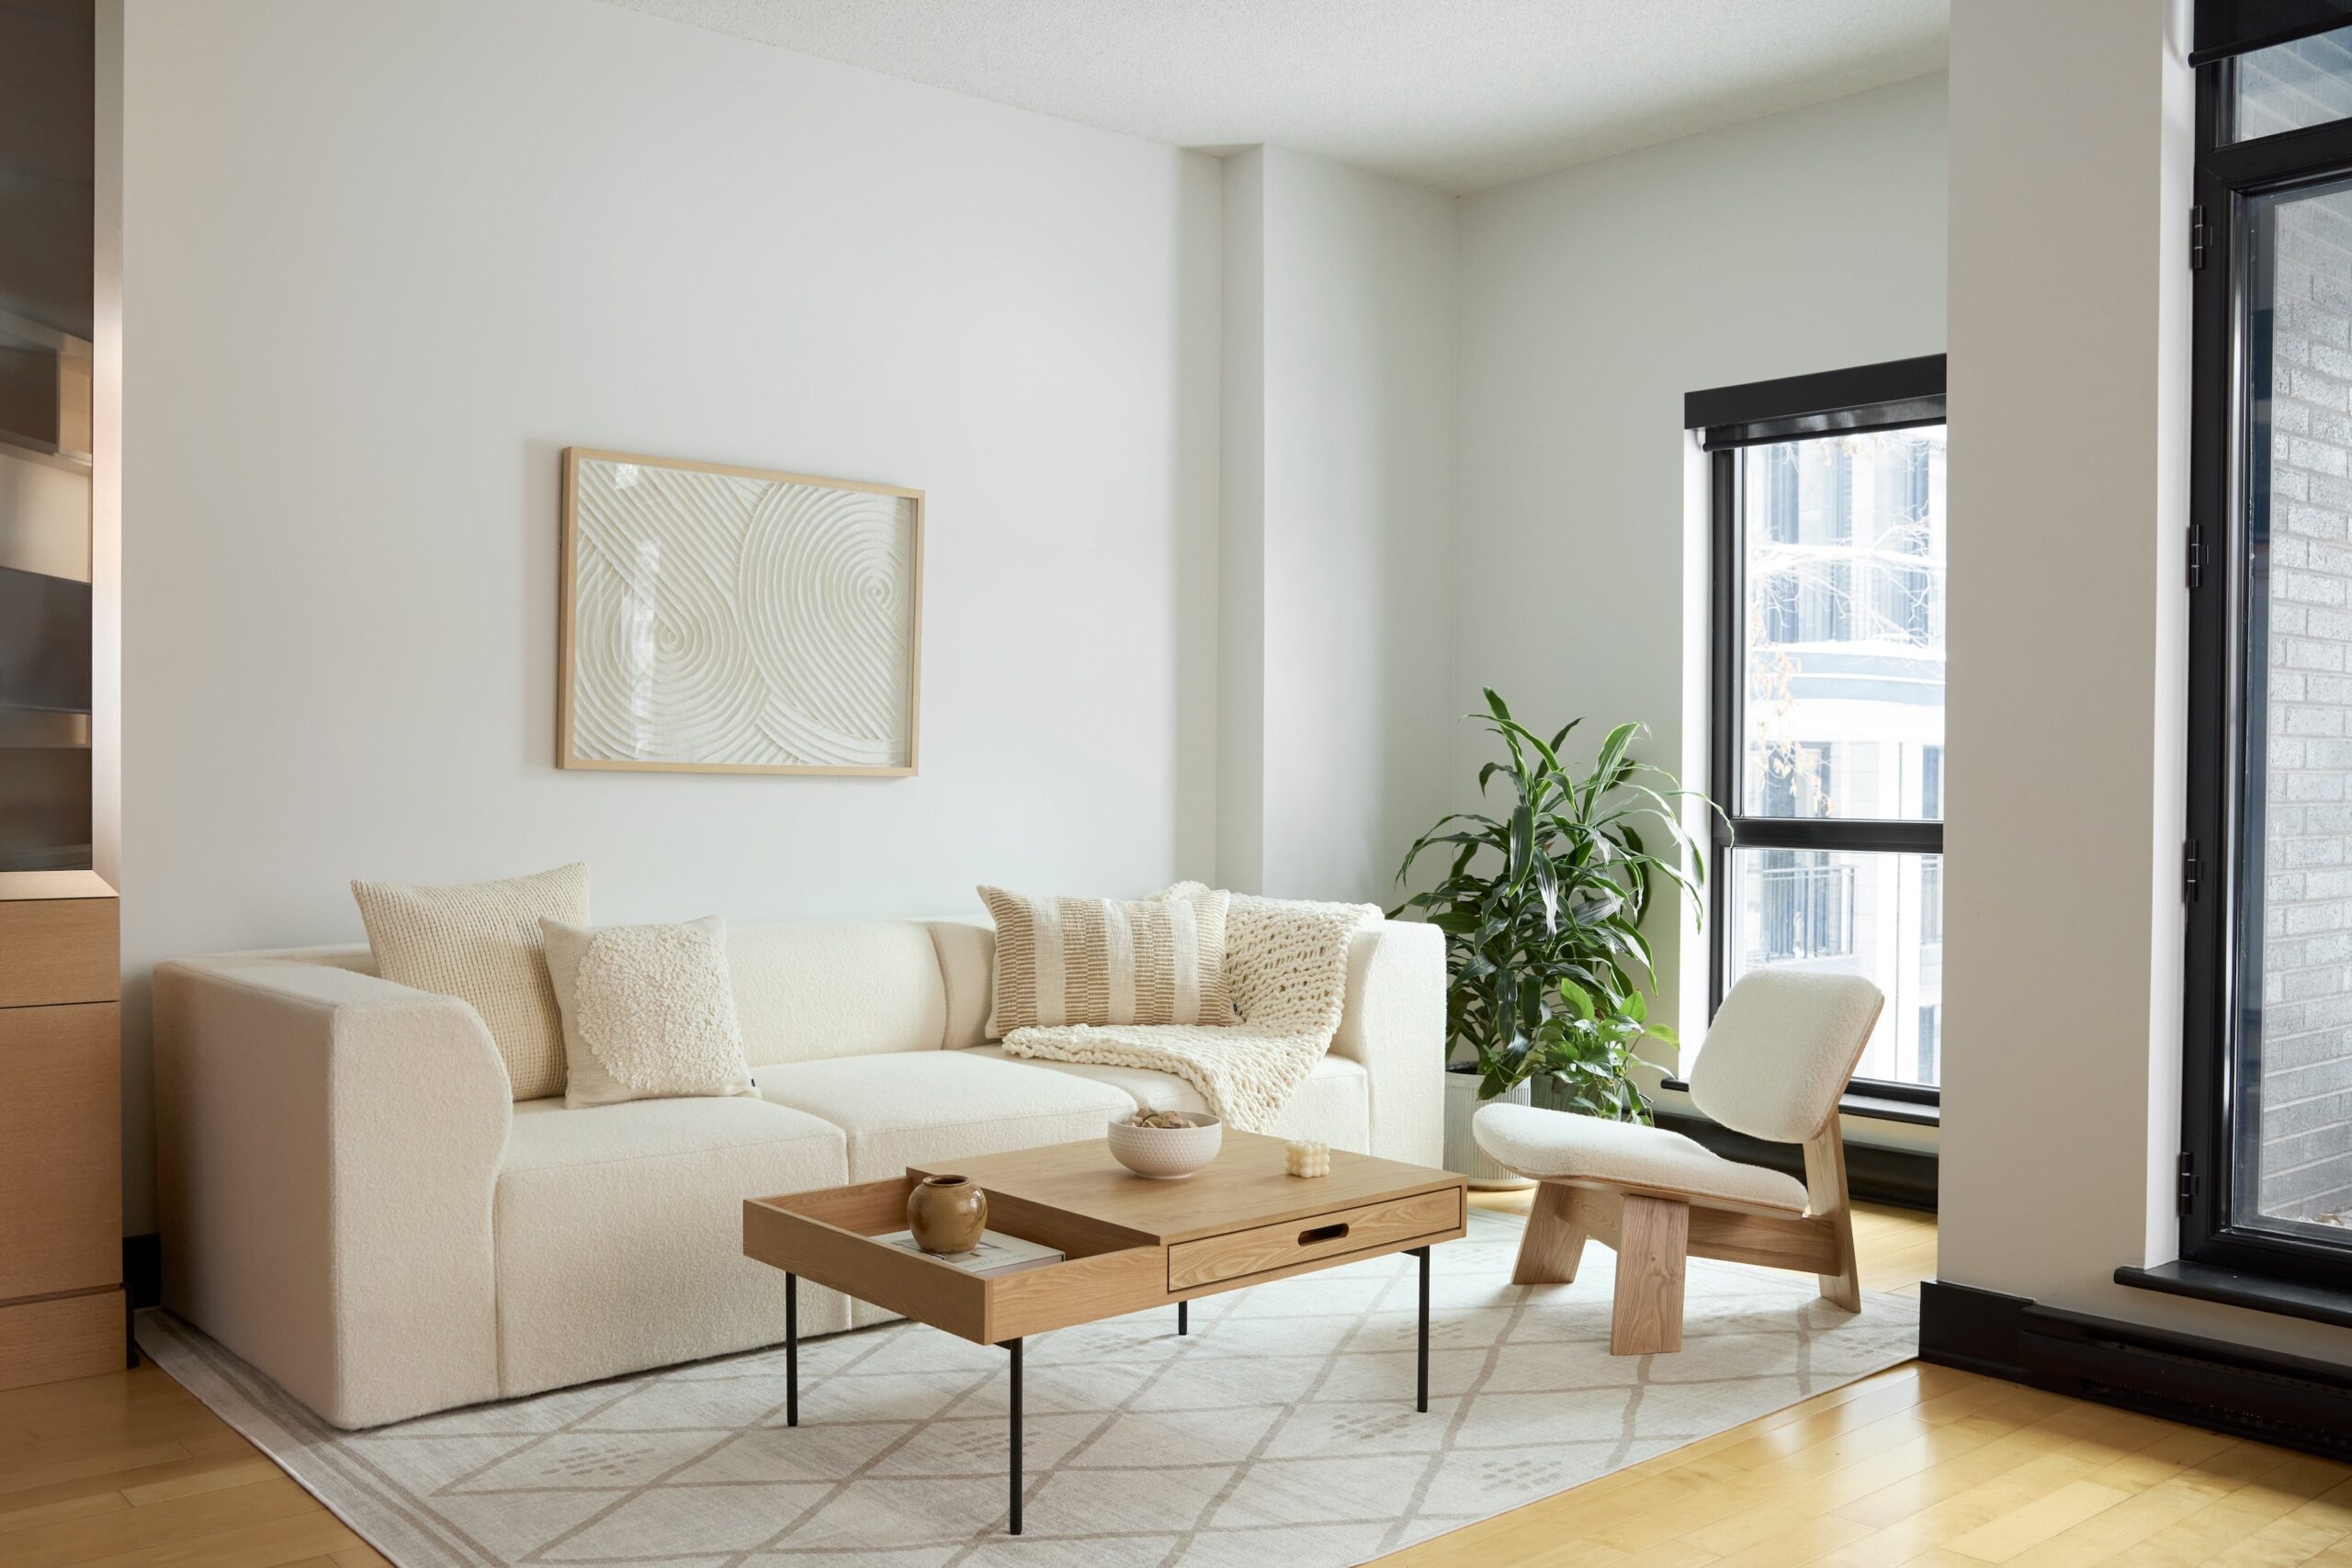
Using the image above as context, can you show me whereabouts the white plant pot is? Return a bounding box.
[1444,1071,1534,1190]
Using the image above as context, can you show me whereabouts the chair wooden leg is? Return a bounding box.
[1512,1181,1589,1284]
[1804,1123,1861,1313]
[1610,1194,1688,1355]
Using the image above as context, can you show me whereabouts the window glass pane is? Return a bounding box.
[1724,847,1942,1089]
[2240,177,2352,1241]
[1739,430,1945,820]
[2233,23,2352,142]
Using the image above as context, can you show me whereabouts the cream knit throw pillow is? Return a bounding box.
[350,862,588,1101]
[538,916,758,1109]
[979,886,1235,1037]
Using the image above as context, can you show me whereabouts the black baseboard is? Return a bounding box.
[1918,1279,2352,1462]
[1656,1109,1938,1212]
[124,1233,159,1310]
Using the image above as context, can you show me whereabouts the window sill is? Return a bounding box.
[1660,1079,1939,1128]
[2114,1260,2352,1332]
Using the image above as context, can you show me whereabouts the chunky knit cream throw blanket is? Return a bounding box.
[1001,882,1380,1133]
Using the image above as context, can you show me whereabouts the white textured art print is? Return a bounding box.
[563,452,921,772]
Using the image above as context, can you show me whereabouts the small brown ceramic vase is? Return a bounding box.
[907,1174,988,1254]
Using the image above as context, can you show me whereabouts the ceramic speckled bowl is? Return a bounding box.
[1106,1111,1224,1179]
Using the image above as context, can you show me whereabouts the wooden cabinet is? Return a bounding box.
[0,893,117,1007]
[0,1001,119,1299]
[0,882,121,1390]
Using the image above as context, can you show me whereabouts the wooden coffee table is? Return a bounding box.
[742,1131,1467,1534]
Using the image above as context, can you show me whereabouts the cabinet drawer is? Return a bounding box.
[1168,1188,1461,1291]
[0,1291,121,1391]
[0,898,119,1007]
[0,1002,120,1301]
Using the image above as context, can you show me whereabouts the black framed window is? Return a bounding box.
[2183,10,2352,1282]
[1688,357,1947,1100]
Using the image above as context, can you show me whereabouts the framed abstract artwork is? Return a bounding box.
[557,448,923,775]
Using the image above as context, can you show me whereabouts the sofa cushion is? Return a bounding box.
[959,1045,1373,1154]
[978,886,1234,1035]
[927,919,994,1050]
[494,1098,850,1398]
[351,862,588,1101]
[756,1051,1132,1183]
[542,916,759,1108]
[729,920,949,1067]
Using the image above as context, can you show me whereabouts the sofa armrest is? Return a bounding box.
[1330,920,1445,1168]
[153,956,511,1427]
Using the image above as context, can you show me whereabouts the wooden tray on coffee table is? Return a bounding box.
[742,1131,1466,1534]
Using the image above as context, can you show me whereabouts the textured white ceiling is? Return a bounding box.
[596,0,1948,193]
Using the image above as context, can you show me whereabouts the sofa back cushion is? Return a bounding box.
[727,919,951,1066]
[927,919,994,1049]
[239,917,983,1070]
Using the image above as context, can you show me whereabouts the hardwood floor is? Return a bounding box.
[1388,1192,2352,1567]
[0,1200,2342,1568]
[0,1367,390,1568]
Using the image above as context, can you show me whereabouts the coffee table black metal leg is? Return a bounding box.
[1177,1299,1188,1336]
[1412,1246,1430,1413]
[1002,1337,1023,1534]
[785,1274,798,1427]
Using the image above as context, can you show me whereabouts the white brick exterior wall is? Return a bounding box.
[2256,187,2352,1224]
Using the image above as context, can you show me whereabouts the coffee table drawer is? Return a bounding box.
[1168,1188,1461,1291]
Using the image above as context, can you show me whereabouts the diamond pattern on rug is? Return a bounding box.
[1070,1404,1284,1470]
[422,1487,634,1562]
[669,1422,918,1484]
[452,1429,725,1490]
[868,1411,1104,1476]
[1212,1451,1439,1529]
[553,1483,835,1559]
[136,1211,1918,1568]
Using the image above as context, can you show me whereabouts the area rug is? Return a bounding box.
[136,1212,1918,1568]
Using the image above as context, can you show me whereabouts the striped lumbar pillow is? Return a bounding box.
[978,886,1234,1037]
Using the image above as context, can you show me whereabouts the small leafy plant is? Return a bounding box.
[1391,691,1711,1122]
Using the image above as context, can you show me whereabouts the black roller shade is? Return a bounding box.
[1685,355,1945,451]
[2193,0,2352,65]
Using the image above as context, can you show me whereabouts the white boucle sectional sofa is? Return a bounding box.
[153,915,1442,1428]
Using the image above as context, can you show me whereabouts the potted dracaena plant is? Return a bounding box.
[1391,690,1711,1187]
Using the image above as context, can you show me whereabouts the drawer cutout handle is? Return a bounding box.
[1298,1222,1351,1247]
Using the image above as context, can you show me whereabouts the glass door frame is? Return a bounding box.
[2182,54,2352,1282]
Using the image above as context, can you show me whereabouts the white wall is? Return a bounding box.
[1217,151,1268,895]
[106,4,1972,1239]
[1942,0,2352,1363]
[1221,146,1458,904]
[1453,74,1949,1077]
[119,0,1221,1229]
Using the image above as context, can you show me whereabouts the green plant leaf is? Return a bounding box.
[1400,693,1705,1119]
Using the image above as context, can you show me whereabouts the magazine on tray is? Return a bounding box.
[872,1228,1066,1278]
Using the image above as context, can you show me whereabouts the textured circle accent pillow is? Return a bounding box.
[538,916,759,1108]
[979,886,1234,1037]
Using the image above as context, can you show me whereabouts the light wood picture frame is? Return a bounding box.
[557,447,924,775]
